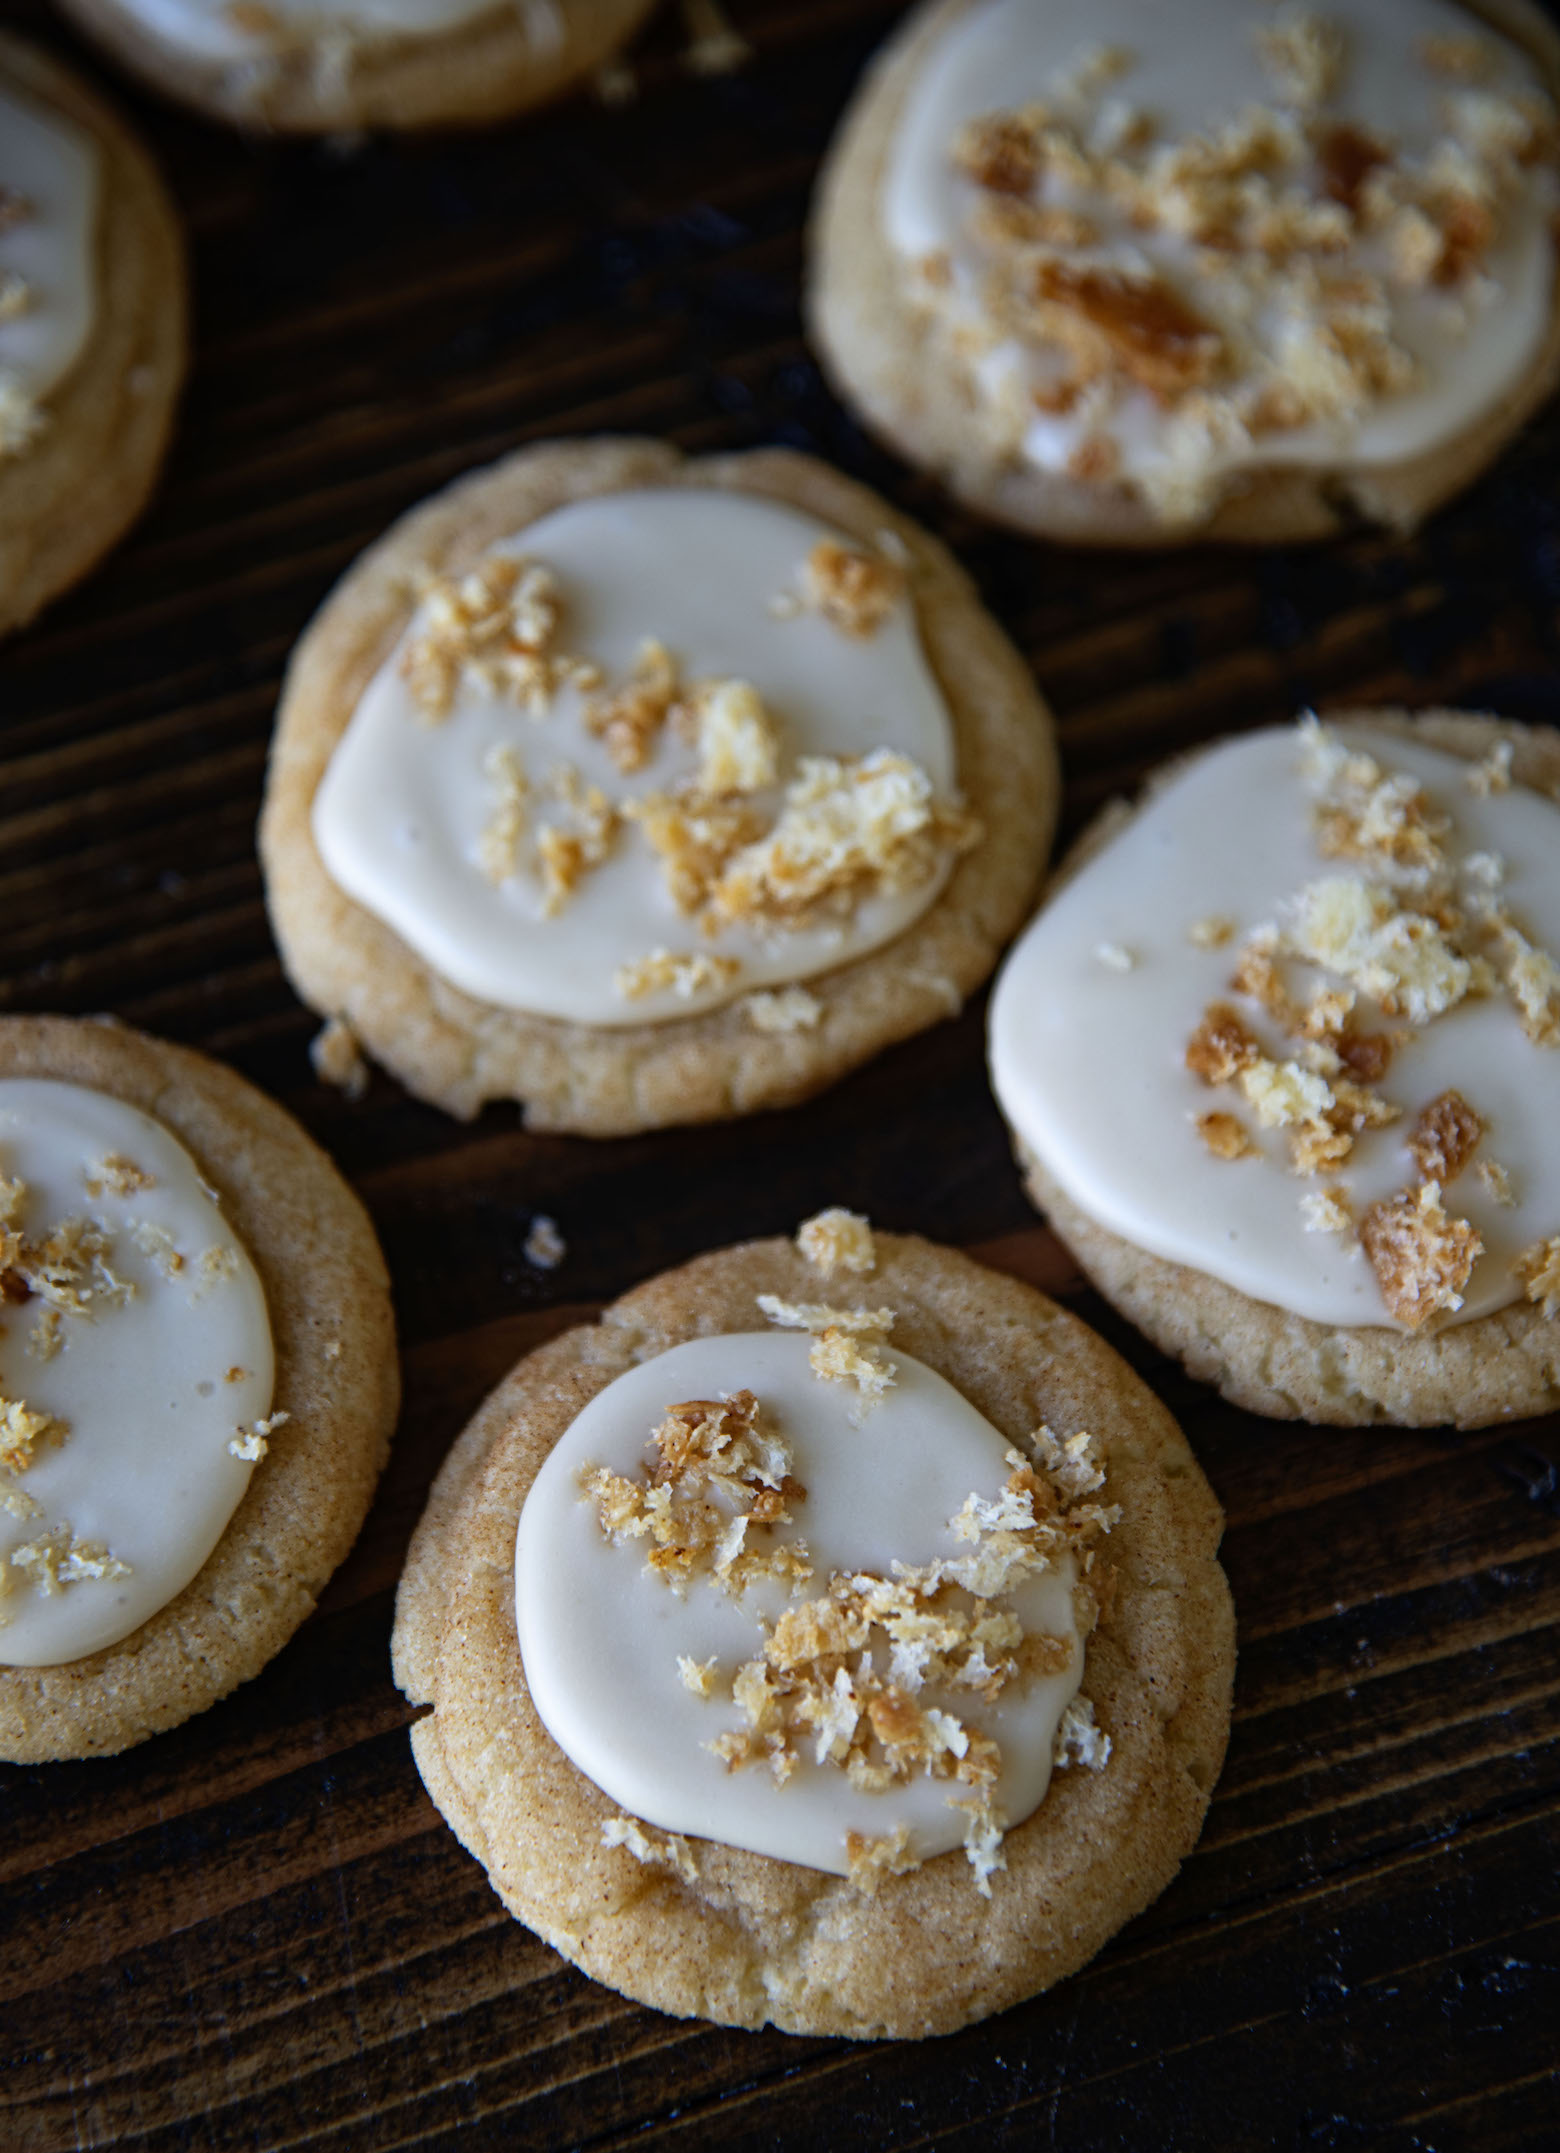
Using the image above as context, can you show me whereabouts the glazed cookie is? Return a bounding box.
[990,711,1560,1426]
[260,437,1058,1134]
[0,1015,399,1762]
[809,0,1560,544]
[56,0,660,133]
[0,34,185,640]
[392,1215,1233,2038]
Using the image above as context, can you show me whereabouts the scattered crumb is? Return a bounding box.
[1477,1159,1516,1207]
[1465,738,1514,795]
[693,678,780,796]
[1407,1090,1483,1185]
[845,1823,919,1893]
[478,744,530,884]
[311,1015,369,1102]
[677,1654,719,1698]
[601,1813,700,1882]
[796,1208,875,1277]
[83,1155,154,1199]
[229,1408,289,1462]
[583,639,680,775]
[537,765,617,916]
[0,1394,67,1475]
[523,1215,566,1271]
[400,555,572,721]
[9,1525,131,1594]
[132,1221,185,1279]
[615,948,743,1002]
[26,1307,63,1363]
[1052,1695,1112,1771]
[1189,914,1236,949]
[198,1245,241,1291]
[743,986,822,1034]
[1515,1234,1560,1317]
[1255,10,1345,110]
[1196,1110,1255,1161]
[1300,1186,1353,1235]
[1359,1181,1482,1328]
[797,540,906,638]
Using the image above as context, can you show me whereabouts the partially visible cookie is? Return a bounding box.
[260,437,1058,1134]
[0,34,185,639]
[808,0,1560,545]
[56,0,659,133]
[393,1219,1233,2039]
[0,1015,399,1762]
[990,710,1560,1426]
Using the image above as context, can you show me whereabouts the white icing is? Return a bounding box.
[112,0,525,65]
[314,488,960,1026]
[0,85,98,429]
[515,1331,1084,1876]
[0,1081,274,1666]
[989,723,1560,1330]
[884,0,1557,498]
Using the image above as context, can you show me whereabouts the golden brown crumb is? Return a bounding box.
[1187,1003,1262,1085]
[953,109,1046,196]
[538,765,618,916]
[9,1525,131,1594]
[799,541,906,639]
[625,788,766,916]
[131,1221,185,1279]
[228,1408,289,1463]
[310,1014,369,1102]
[477,744,529,884]
[583,639,681,775]
[1465,739,1514,796]
[1052,1696,1112,1771]
[1196,1110,1255,1161]
[1030,261,1224,398]
[614,948,743,1002]
[82,1154,155,1200]
[677,1654,719,1698]
[1408,1090,1484,1185]
[1299,1185,1353,1235]
[1491,919,1560,1046]
[703,752,981,934]
[1359,1181,1482,1327]
[1317,122,1390,213]
[198,1244,240,1290]
[400,556,572,722]
[26,1307,63,1363]
[1515,1235,1560,1317]
[225,1366,247,1384]
[0,1394,67,1475]
[845,1824,920,1892]
[1256,11,1345,110]
[796,1208,876,1278]
[693,679,780,795]
[742,986,823,1034]
[809,1327,897,1408]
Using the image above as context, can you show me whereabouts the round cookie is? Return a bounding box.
[991,711,1560,1427]
[0,1015,399,1762]
[259,437,1059,1135]
[0,35,185,641]
[392,1226,1233,2039]
[807,0,1560,546]
[55,0,660,134]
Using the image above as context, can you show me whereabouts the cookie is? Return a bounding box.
[990,710,1560,1426]
[260,437,1058,1134]
[0,1015,399,1762]
[0,34,186,640]
[56,0,659,133]
[392,1214,1233,2039]
[808,0,1560,545]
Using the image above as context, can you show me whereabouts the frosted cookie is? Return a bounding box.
[260,437,1058,1134]
[990,711,1560,1426]
[0,1015,398,1762]
[809,0,1560,543]
[392,1213,1233,2039]
[56,0,660,133]
[0,35,185,640]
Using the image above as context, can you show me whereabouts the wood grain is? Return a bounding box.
[2,0,1559,2144]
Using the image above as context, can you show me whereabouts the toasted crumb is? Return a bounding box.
[1477,1159,1516,1207]
[1408,1090,1484,1184]
[742,986,822,1034]
[26,1307,63,1363]
[523,1214,566,1271]
[1515,1235,1560,1317]
[601,1813,700,1882]
[799,540,906,638]
[0,1394,67,1475]
[536,764,618,916]
[1300,1185,1353,1235]
[755,1295,894,1336]
[9,1525,131,1594]
[1189,914,1237,949]
[796,1207,875,1277]
[310,1015,369,1102]
[1492,918,1560,1046]
[228,1408,289,1463]
[1187,1003,1262,1085]
[1360,1181,1482,1327]
[1197,1110,1255,1161]
[583,639,680,775]
[614,948,743,1002]
[477,743,530,883]
[1288,878,1471,1025]
[400,555,569,722]
[1095,942,1135,972]
[198,1245,241,1291]
[845,1824,920,1892]
[809,1327,897,1410]
[83,1154,155,1199]
[1255,9,1345,109]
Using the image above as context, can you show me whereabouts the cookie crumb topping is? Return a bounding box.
[756,1293,897,1409]
[797,540,907,638]
[796,1208,876,1278]
[400,557,580,722]
[6,1525,131,1599]
[601,1812,701,1882]
[84,1155,155,1199]
[1359,1179,1482,1327]
[615,948,744,1002]
[743,986,823,1033]
[1515,1234,1560,1317]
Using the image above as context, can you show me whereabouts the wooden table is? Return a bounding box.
[3,2,1559,2144]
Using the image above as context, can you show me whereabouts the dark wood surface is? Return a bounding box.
[3,1,1560,2144]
